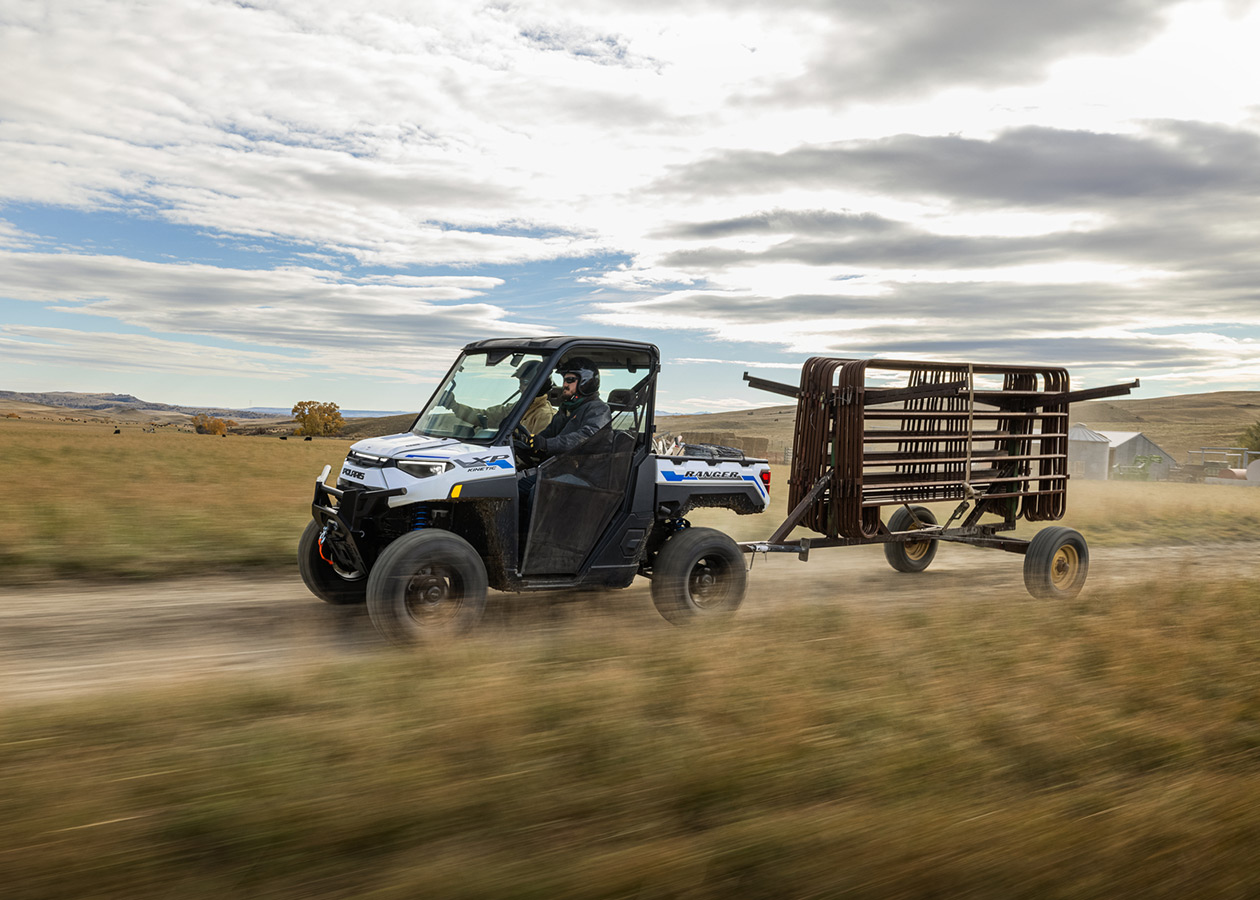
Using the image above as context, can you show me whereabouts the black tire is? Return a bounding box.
[650,527,747,625]
[298,520,367,605]
[366,530,488,644]
[1023,526,1089,600]
[884,506,939,573]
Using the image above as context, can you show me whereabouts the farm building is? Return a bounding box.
[1068,424,1173,481]
[1067,424,1111,480]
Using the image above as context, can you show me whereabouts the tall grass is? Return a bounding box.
[4,578,1260,898]
[1048,479,1260,544]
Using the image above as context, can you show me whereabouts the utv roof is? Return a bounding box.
[462,335,659,358]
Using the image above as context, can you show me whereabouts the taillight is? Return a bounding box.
[759,469,771,492]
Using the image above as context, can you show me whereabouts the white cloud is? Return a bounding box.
[0,251,545,367]
[3,0,1260,407]
[0,218,36,249]
[0,325,310,380]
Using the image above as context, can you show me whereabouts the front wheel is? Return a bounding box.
[298,520,367,605]
[884,505,939,573]
[1023,527,1089,600]
[366,530,488,644]
[650,527,747,625]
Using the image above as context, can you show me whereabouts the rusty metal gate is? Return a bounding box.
[743,359,1137,582]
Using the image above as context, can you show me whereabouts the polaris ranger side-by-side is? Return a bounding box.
[300,336,1135,643]
[300,336,771,642]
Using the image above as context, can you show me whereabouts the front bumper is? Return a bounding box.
[311,474,406,573]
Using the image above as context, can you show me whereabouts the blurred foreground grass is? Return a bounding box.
[3,418,1260,583]
[4,578,1260,898]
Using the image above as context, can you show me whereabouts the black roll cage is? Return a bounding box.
[409,335,661,448]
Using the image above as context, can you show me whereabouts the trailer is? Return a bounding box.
[740,358,1138,599]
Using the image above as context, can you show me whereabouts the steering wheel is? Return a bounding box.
[512,424,538,466]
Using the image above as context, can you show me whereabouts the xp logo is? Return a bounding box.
[454,454,512,469]
[341,467,366,480]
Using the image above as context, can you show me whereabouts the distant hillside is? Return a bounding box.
[341,413,415,437]
[8,386,1257,466]
[1073,390,1260,465]
[1077,390,1260,425]
[0,390,277,421]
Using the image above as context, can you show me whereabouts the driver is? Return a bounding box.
[444,359,554,434]
[514,357,613,537]
[515,357,610,460]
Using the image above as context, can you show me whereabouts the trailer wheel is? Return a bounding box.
[1023,527,1089,600]
[366,530,488,644]
[884,506,939,573]
[651,527,747,625]
[298,520,367,605]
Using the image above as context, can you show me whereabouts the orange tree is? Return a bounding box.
[291,401,344,436]
[191,414,228,435]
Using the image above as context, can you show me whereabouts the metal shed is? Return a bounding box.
[1067,423,1112,480]
[1096,430,1174,481]
[1069,425,1174,481]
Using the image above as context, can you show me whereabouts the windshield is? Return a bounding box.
[411,351,552,441]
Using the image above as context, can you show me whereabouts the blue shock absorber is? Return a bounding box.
[412,505,430,530]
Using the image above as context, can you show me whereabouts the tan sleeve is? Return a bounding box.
[523,399,555,434]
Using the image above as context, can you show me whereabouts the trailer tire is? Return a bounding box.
[1023,527,1089,600]
[367,530,488,644]
[884,506,939,573]
[651,527,747,625]
[298,520,367,605]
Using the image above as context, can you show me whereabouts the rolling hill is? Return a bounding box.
[6,386,1256,466]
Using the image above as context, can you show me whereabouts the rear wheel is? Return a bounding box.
[884,506,939,573]
[1023,527,1089,600]
[367,530,488,644]
[298,520,367,605]
[651,527,747,625]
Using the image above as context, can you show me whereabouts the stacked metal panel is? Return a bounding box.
[787,358,1071,540]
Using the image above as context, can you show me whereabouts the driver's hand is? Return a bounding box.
[513,425,538,458]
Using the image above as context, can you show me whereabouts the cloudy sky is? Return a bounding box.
[2,0,1258,413]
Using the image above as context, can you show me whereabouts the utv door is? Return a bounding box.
[520,421,637,576]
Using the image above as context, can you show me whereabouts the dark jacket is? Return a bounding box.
[536,395,611,457]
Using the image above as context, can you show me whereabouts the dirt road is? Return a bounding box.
[3,542,1255,704]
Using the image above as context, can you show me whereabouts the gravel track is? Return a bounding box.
[3,541,1255,704]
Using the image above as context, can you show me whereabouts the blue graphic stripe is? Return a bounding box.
[658,468,769,500]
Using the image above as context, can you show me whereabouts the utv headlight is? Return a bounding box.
[346,450,387,467]
[396,459,452,479]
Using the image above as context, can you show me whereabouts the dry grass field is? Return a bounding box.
[3,409,1260,898]
[0,418,353,582]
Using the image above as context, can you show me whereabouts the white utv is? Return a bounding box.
[299,336,771,643]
